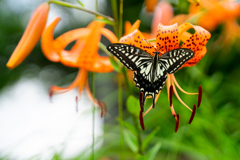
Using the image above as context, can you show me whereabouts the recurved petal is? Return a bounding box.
[156,23,179,53]
[92,57,113,72]
[49,69,87,97]
[179,23,211,67]
[7,3,49,69]
[128,20,141,34]
[101,28,118,43]
[41,17,61,62]
[124,20,141,35]
[119,29,156,56]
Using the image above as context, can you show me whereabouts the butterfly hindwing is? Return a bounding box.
[106,43,152,71]
[159,48,194,74]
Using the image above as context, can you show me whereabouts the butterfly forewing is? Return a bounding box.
[107,43,152,71]
[159,48,194,74]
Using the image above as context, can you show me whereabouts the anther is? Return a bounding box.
[197,86,202,107]
[99,101,107,118]
[175,114,180,132]
[49,87,53,103]
[139,111,145,130]
[170,85,173,106]
[189,104,196,124]
[76,96,78,112]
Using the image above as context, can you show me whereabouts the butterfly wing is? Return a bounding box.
[158,48,194,74]
[106,43,152,71]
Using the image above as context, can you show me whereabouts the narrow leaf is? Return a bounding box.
[146,142,162,160]
[117,118,138,136]
[77,0,85,7]
[123,130,138,153]
[142,126,161,151]
[94,17,115,26]
[135,154,147,160]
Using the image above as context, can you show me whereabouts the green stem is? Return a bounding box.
[119,0,123,38]
[110,0,119,38]
[118,73,125,160]
[122,67,132,95]
[90,72,95,160]
[132,116,143,155]
[48,0,114,23]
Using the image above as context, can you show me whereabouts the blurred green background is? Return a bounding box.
[0,0,240,159]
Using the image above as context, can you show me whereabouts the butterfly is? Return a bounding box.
[106,43,194,108]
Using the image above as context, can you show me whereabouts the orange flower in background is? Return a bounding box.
[42,18,118,117]
[144,0,157,12]
[6,3,49,69]
[172,0,240,46]
[142,1,174,40]
[120,23,211,131]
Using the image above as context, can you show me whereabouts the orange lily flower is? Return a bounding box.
[42,18,118,116]
[6,3,49,69]
[172,0,240,46]
[120,23,211,131]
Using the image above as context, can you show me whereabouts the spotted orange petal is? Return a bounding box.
[41,17,61,62]
[119,29,156,56]
[156,23,179,54]
[179,23,211,67]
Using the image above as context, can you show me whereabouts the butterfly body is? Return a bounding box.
[107,43,194,108]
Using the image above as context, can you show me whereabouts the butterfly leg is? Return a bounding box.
[152,93,156,109]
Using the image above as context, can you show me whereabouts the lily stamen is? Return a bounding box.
[172,74,198,95]
[189,104,197,124]
[171,75,192,112]
[175,114,180,132]
[197,86,202,107]
[167,76,177,119]
[139,111,145,130]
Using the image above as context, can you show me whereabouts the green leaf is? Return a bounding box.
[109,56,121,72]
[94,17,115,26]
[117,118,138,136]
[142,126,161,151]
[77,0,85,7]
[135,154,147,160]
[146,142,162,160]
[123,129,138,153]
[126,95,141,117]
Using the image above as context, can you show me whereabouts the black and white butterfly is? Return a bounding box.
[107,43,194,108]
